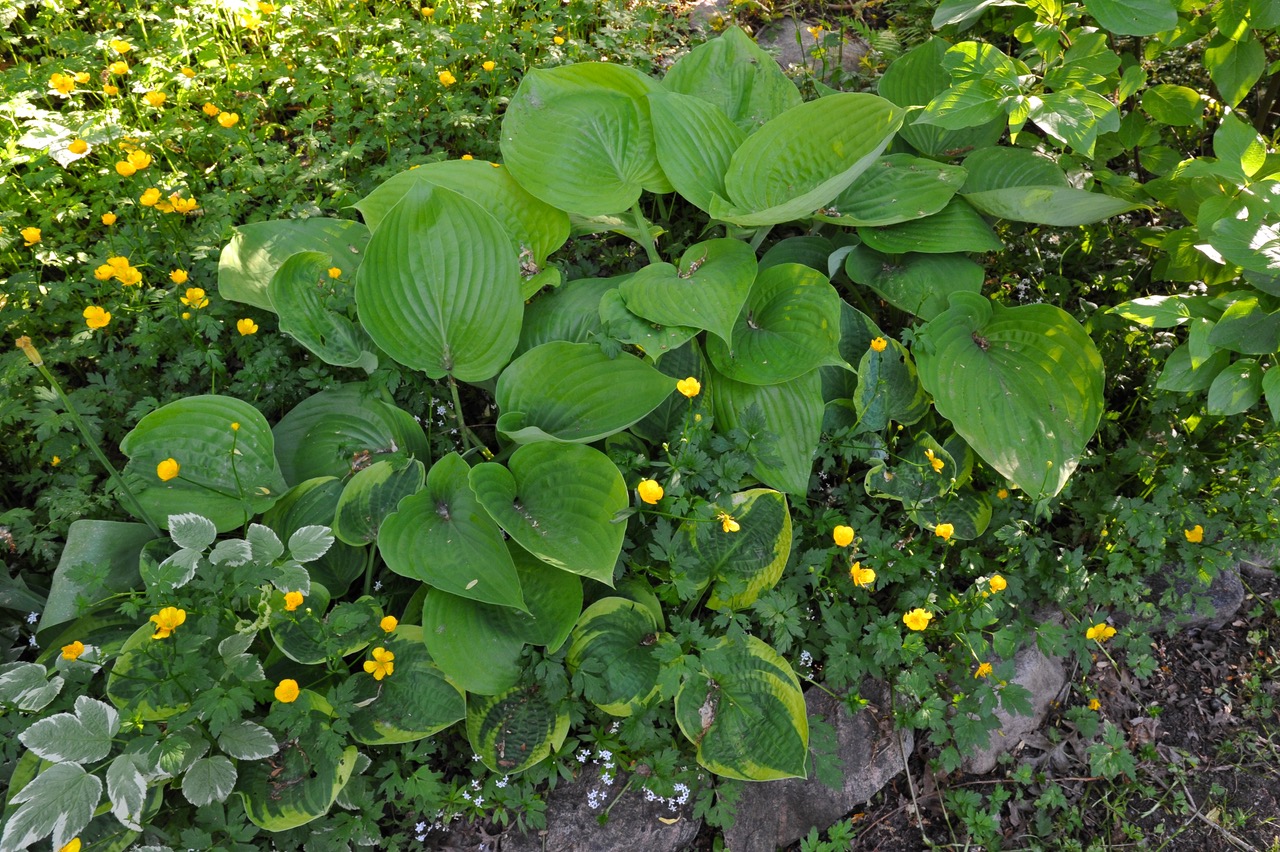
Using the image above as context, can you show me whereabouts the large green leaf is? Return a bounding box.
[332,457,425,546]
[352,159,570,264]
[844,247,984,320]
[1206,33,1265,109]
[516,276,613,355]
[1086,0,1178,35]
[268,251,377,372]
[758,236,835,274]
[863,434,955,506]
[705,264,845,385]
[960,147,1139,225]
[349,625,466,745]
[1208,196,1280,275]
[1207,296,1280,354]
[672,489,792,611]
[37,520,153,636]
[660,25,802,132]
[120,395,287,533]
[915,292,1105,498]
[495,342,674,443]
[378,453,526,610]
[1156,344,1231,392]
[853,339,931,430]
[598,289,698,357]
[708,94,905,226]
[820,301,883,403]
[674,634,808,781]
[260,477,365,596]
[620,239,757,344]
[218,217,370,311]
[648,90,746,213]
[712,369,824,495]
[1207,358,1262,414]
[908,487,993,540]
[269,588,380,665]
[567,598,666,716]
[859,198,1002,254]
[356,182,521,381]
[632,340,710,443]
[818,154,967,227]
[466,683,570,775]
[469,443,627,585]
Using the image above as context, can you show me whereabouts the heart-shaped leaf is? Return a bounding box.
[960,147,1139,225]
[819,154,967,227]
[859,197,1002,254]
[567,598,666,716]
[332,457,425,546]
[620,239,757,344]
[598,289,699,357]
[269,251,377,371]
[517,276,614,355]
[218,218,369,311]
[467,683,571,775]
[712,369,824,495]
[349,625,466,745]
[672,489,792,611]
[261,477,365,596]
[238,710,358,831]
[1087,0,1178,35]
[648,90,746,212]
[660,26,802,132]
[845,247,984,320]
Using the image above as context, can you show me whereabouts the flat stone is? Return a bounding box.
[723,679,911,852]
[689,0,734,33]
[963,638,1066,775]
[1160,562,1245,631]
[755,18,868,83]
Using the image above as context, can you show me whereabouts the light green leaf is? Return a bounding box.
[2,762,102,852]
[19,695,118,764]
[218,217,369,311]
[853,338,931,430]
[859,198,1002,255]
[673,489,792,611]
[1142,84,1204,127]
[218,722,278,760]
[916,79,1008,130]
[0,663,63,712]
[107,753,149,831]
[960,147,1138,225]
[819,154,967,227]
[246,523,285,563]
[37,520,153,636]
[1207,296,1280,353]
[182,756,237,807]
[660,26,802,132]
[1213,113,1268,180]
[1207,33,1265,108]
[712,369,824,495]
[466,684,570,775]
[1262,367,1280,422]
[1085,0,1178,34]
[1109,294,1209,327]
[269,251,377,372]
[598,289,699,356]
[759,236,835,274]
[620,239,757,344]
[349,625,466,744]
[648,90,746,212]
[567,598,665,716]
[332,457,425,546]
[1207,358,1262,414]
[517,277,612,355]
[844,247,984,320]
[1156,345,1231,392]
[932,0,1022,28]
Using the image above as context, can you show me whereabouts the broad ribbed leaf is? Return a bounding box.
[674,635,808,781]
[620,239,757,343]
[353,159,570,264]
[379,452,526,609]
[1209,205,1280,274]
[661,26,802,131]
[332,457,425,546]
[218,218,369,311]
[1207,358,1262,414]
[272,384,428,486]
[120,395,286,533]
[820,154,967,227]
[845,247,984,320]
[517,276,613,356]
[960,147,1138,225]
[495,342,674,443]
[908,488,993,540]
[759,236,834,274]
[632,340,710,443]
[466,684,570,775]
[239,726,358,831]
[567,598,665,716]
[260,477,364,596]
[349,625,466,744]
[864,435,954,505]
[706,264,845,385]
[712,369,824,495]
[356,183,521,381]
[1141,84,1204,126]
[672,489,792,611]
[1086,0,1177,35]
[859,198,1002,254]
[821,301,884,403]
[469,443,626,585]
[269,251,377,371]
[39,520,153,634]
[649,90,746,212]
[2,762,102,852]
[915,292,1104,498]
[709,94,905,226]
[853,338,931,430]
[598,290,698,357]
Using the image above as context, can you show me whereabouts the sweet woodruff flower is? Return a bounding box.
[181,287,210,308]
[61,640,86,661]
[150,606,186,639]
[364,647,395,680]
[832,525,854,547]
[849,562,875,588]
[237,318,259,335]
[21,227,41,246]
[157,457,180,481]
[283,591,304,611]
[636,479,663,504]
[1086,622,1117,642]
[902,608,933,631]
[676,376,701,398]
[83,306,111,329]
[274,678,299,703]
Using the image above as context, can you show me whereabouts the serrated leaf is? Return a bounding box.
[246,524,285,564]
[209,539,254,566]
[144,547,201,591]
[0,663,64,712]
[288,525,335,563]
[167,513,217,551]
[183,755,237,806]
[218,721,278,760]
[107,753,150,831]
[2,762,102,852]
[19,696,118,764]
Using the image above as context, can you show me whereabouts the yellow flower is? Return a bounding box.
[1184,524,1204,543]
[128,150,152,169]
[974,661,992,678]
[482,60,496,71]
[61,640,86,661]
[327,266,342,279]
[157,457,180,481]
[115,161,137,177]
[21,227,41,246]
[438,70,456,86]
[1088,698,1101,711]
[870,337,888,352]
[422,6,435,16]
[68,138,88,154]
[934,523,954,542]
[103,83,119,95]
[83,305,112,329]
[96,263,119,280]
[107,255,131,273]
[50,73,76,94]
[117,266,142,287]
[553,36,565,45]
[181,287,210,308]
[171,195,198,214]
[808,24,825,38]
[181,66,196,78]
[149,606,186,639]
[924,448,944,473]
[217,111,240,128]
[716,510,740,533]
[988,574,1007,593]
[380,615,398,633]
[181,311,191,320]
[102,211,117,225]
[637,479,663,504]
[239,12,262,30]
[230,422,240,431]
[170,269,188,284]
[461,154,473,160]
[52,456,61,466]
[364,646,395,680]
[258,1,276,12]
[832,525,854,547]
[110,38,133,54]
[676,376,701,398]
[274,679,300,703]
[996,488,1009,500]
[902,608,933,631]
[143,91,166,107]
[283,591,304,611]
[237,318,259,336]
[109,61,129,75]
[1086,622,1117,642]
[74,71,91,84]
[140,187,161,206]
[849,562,876,587]
[203,102,220,116]
[59,839,81,852]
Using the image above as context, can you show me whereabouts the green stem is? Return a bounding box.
[629,201,662,265]
[361,545,378,598]
[748,225,774,253]
[447,374,492,458]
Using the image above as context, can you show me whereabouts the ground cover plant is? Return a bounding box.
[3,0,1280,849]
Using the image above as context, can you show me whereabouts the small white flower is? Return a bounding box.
[471,779,481,790]
[644,789,658,802]
[496,776,509,788]
[373,580,383,591]
[462,791,472,802]
[26,612,38,624]
[474,796,484,807]
[577,749,591,763]
[27,635,38,648]
[601,773,613,786]
[597,749,612,761]
[473,753,482,762]
[415,821,427,832]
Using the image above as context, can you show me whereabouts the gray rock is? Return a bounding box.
[500,769,700,852]
[689,0,734,32]
[723,679,911,852]
[962,640,1066,775]
[755,18,869,83]
[1161,562,1245,631]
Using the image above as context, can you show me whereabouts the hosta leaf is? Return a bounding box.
[2,762,102,852]
[660,26,802,132]
[915,292,1105,498]
[758,236,835,274]
[819,154,967,227]
[672,489,792,611]
[218,218,369,311]
[674,634,808,781]
[598,290,699,356]
[261,477,364,596]
[349,625,466,744]
[120,395,288,533]
[332,457,425,546]
[238,717,358,831]
[1207,296,1280,354]
[853,338,930,431]
[38,520,154,635]
[466,684,570,775]
[908,488,993,540]
[495,342,674,443]
[469,443,626,585]
[863,435,955,505]
[620,239,757,344]
[567,598,666,716]
[712,369,824,495]
[858,198,1002,255]
[648,90,746,212]
[270,587,380,664]
[356,182,522,381]
[632,340,711,444]
[844,247,984,320]
[517,276,613,355]
[269,251,378,371]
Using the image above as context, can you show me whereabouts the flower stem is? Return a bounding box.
[447,374,492,458]
[629,201,662,265]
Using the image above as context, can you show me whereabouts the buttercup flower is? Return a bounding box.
[181,67,196,78]
[157,457,180,481]
[109,61,129,75]
[460,154,473,160]
[1088,698,1101,711]
[1184,524,1204,543]
[127,150,152,169]
[181,287,210,308]
[870,337,888,352]
[364,646,395,680]
[116,266,142,287]
[21,227,41,246]
[553,36,565,45]
[380,615,398,633]
[203,102,220,116]
[150,606,186,639]
[482,60,496,71]
[274,679,299,703]
[61,640,86,661]
[143,91,166,107]
[438,70,456,86]
[676,376,701,398]
[1086,622,1117,642]
[102,212,117,225]
[283,591,304,612]
[988,574,1007,593]
[59,839,81,852]
[230,422,240,431]
[170,269,188,284]
[110,38,133,54]
[68,139,88,154]
[74,71,91,84]
[237,318,259,335]
[50,73,76,94]
[327,266,342,279]
[716,510,740,533]
[83,306,112,329]
[974,661,993,678]
[924,448,944,473]
[103,84,119,95]
[637,479,663,504]
[95,264,115,281]
[422,6,435,16]
[996,488,1009,500]
[115,161,137,177]
[171,194,198,213]
[140,188,162,207]
[903,608,933,631]
[850,562,876,587]
[217,111,240,128]
[832,525,854,547]
[51,456,61,466]
[258,1,276,12]
[934,523,954,542]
